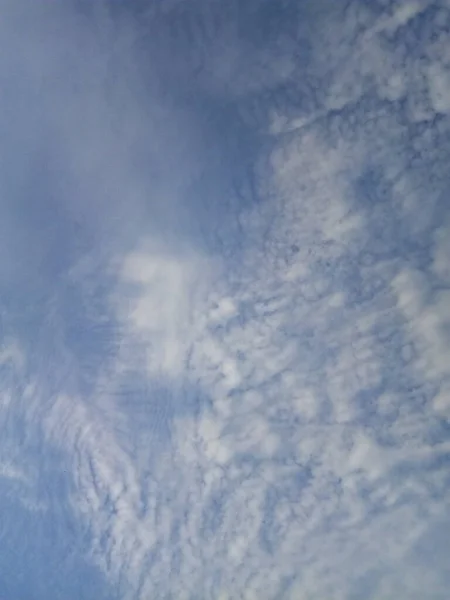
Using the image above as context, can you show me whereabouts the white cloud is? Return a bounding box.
[381,2,427,34]
[117,244,210,379]
[1,1,449,599]
[392,268,450,399]
[427,62,450,113]
[432,218,450,284]
[0,339,25,371]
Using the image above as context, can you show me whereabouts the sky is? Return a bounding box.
[0,0,450,598]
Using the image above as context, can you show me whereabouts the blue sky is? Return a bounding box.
[1,0,450,598]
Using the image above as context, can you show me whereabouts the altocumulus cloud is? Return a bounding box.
[1,0,450,599]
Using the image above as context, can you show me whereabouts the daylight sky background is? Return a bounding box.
[1,0,450,598]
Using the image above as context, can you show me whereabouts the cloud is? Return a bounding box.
[116,242,212,379]
[1,0,450,599]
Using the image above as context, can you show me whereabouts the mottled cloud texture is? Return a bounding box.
[1,1,450,598]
